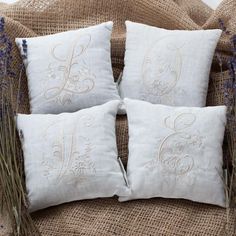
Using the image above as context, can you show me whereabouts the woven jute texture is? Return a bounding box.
[32,198,236,236]
[0,0,236,235]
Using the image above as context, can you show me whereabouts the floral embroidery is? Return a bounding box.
[141,36,186,103]
[145,113,203,176]
[41,115,96,185]
[43,34,95,105]
[140,87,186,106]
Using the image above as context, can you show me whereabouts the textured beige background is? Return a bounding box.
[0,0,224,9]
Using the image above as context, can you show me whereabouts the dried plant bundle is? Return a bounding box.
[0,16,40,235]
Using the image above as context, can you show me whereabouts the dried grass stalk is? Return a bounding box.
[0,15,40,235]
[0,89,41,235]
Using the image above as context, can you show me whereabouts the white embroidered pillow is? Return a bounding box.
[119,99,227,207]
[119,21,222,107]
[17,101,130,212]
[16,22,120,114]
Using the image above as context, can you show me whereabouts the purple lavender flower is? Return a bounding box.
[228,59,236,81]
[22,40,27,51]
[21,39,27,60]
[231,35,236,47]
[0,17,5,32]
[228,39,236,98]
[0,17,15,101]
[217,19,236,112]
[0,17,15,79]
[218,18,231,35]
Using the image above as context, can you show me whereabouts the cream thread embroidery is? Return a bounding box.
[78,115,94,127]
[145,113,202,176]
[41,115,96,185]
[141,36,186,104]
[44,34,95,105]
[140,87,186,106]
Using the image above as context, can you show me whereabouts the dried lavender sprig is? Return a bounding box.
[218,18,231,35]
[217,19,236,206]
[0,16,40,235]
[0,16,15,80]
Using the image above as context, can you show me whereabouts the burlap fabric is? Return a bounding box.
[0,0,236,235]
[31,198,235,236]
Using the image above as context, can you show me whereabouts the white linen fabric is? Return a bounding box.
[16,22,120,114]
[119,21,222,107]
[119,99,227,207]
[202,0,223,9]
[17,100,130,212]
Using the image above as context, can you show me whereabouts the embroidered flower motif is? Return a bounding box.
[145,113,203,176]
[41,116,96,185]
[43,34,95,105]
[141,36,185,103]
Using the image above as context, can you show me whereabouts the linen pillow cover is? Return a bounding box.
[119,99,227,207]
[17,100,130,212]
[16,22,120,114]
[119,21,222,107]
